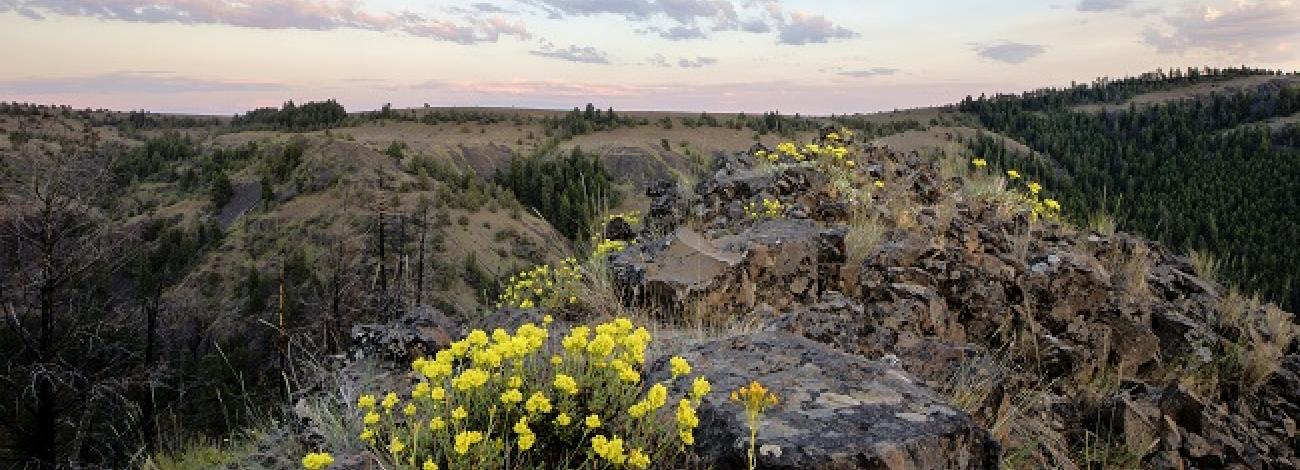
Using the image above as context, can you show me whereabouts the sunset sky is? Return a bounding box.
[1,0,1298,115]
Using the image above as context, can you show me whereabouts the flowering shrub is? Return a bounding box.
[602,211,641,227]
[333,317,710,469]
[301,452,334,470]
[592,239,629,257]
[588,212,638,258]
[754,128,857,170]
[744,198,785,220]
[970,158,1063,221]
[498,258,583,310]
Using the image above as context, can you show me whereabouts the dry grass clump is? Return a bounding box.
[1170,288,1297,400]
[1101,242,1151,298]
[1087,211,1117,237]
[1236,304,1297,391]
[1187,249,1220,283]
[844,207,886,266]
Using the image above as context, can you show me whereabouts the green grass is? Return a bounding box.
[139,437,254,470]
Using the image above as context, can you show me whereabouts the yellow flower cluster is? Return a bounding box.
[1001,168,1063,221]
[603,211,641,227]
[301,452,334,470]
[593,238,628,257]
[497,258,582,310]
[757,129,856,169]
[969,158,1063,220]
[332,317,712,469]
[744,197,785,220]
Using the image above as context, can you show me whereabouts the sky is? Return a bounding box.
[0,0,1298,115]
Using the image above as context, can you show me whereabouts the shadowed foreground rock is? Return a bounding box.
[649,332,1000,469]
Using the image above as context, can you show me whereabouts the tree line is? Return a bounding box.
[494,146,620,242]
[960,71,1300,309]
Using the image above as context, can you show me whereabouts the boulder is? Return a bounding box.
[603,216,637,241]
[349,307,457,364]
[648,332,1000,469]
[612,219,844,312]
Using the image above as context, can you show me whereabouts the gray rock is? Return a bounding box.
[349,307,457,364]
[648,332,1000,469]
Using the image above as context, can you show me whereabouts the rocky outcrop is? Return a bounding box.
[609,142,1298,468]
[349,306,458,363]
[612,219,844,311]
[648,332,1000,469]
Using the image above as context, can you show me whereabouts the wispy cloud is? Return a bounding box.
[1142,1,1300,58]
[0,71,288,94]
[525,0,854,45]
[529,42,610,64]
[838,67,899,78]
[677,56,717,68]
[972,41,1047,63]
[1076,0,1131,12]
[6,0,531,44]
[418,79,658,96]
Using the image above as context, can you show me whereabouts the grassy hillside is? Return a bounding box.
[0,100,898,465]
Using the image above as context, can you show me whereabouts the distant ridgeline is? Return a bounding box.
[959,66,1300,309]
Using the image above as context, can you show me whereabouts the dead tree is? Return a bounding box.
[0,150,136,467]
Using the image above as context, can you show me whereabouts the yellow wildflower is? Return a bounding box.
[554,412,572,426]
[691,376,712,402]
[553,374,579,396]
[422,459,439,470]
[451,368,490,391]
[525,392,552,414]
[647,383,668,409]
[301,452,334,470]
[452,406,468,421]
[628,448,651,469]
[500,388,524,406]
[357,394,376,409]
[387,437,405,455]
[453,431,484,455]
[670,356,692,378]
[676,398,700,429]
[585,414,602,429]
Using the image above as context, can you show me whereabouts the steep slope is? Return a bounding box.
[961,70,1300,310]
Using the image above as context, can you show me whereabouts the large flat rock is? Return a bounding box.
[649,332,1000,469]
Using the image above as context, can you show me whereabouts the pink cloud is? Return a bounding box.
[10,0,530,43]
